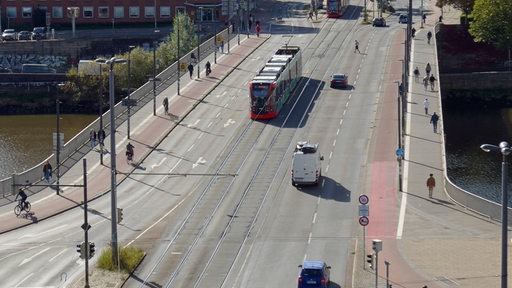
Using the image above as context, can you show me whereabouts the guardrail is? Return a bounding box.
[0,27,234,198]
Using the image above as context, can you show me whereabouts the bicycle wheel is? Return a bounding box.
[24,202,31,213]
[14,205,21,216]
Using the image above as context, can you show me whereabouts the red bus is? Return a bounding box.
[326,0,350,18]
[249,46,302,119]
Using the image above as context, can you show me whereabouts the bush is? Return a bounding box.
[97,246,145,273]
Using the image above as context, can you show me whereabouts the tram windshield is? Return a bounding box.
[327,0,339,12]
[251,83,271,99]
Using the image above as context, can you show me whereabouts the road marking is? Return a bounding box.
[19,247,50,266]
[151,157,167,169]
[18,224,68,239]
[49,249,67,262]
[224,119,235,127]
[192,157,206,168]
[187,119,200,128]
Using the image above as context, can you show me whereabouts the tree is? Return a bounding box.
[158,13,198,68]
[469,0,512,61]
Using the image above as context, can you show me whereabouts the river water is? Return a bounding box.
[0,114,96,180]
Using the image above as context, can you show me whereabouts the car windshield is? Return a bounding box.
[333,75,346,80]
[301,268,323,277]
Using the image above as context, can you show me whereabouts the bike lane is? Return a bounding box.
[0,35,267,234]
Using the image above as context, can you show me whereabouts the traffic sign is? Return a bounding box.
[359,194,369,205]
[359,204,369,217]
[396,148,404,158]
[359,216,369,226]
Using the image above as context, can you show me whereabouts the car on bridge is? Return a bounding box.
[2,29,17,41]
[298,261,331,288]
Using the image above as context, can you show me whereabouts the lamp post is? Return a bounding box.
[480,141,511,288]
[67,7,79,38]
[95,57,127,267]
[127,45,135,138]
[153,41,158,115]
[197,7,202,79]
[154,0,158,29]
[56,84,64,195]
[177,16,181,95]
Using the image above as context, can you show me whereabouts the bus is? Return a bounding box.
[249,46,302,119]
[326,0,350,18]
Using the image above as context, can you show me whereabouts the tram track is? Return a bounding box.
[135,4,362,288]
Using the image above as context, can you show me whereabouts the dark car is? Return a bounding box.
[18,31,31,40]
[31,27,47,40]
[398,14,409,24]
[2,29,17,41]
[373,17,386,27]
[298,261,331,288]
[330,73,348,88]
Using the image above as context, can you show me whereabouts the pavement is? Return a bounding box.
[353,4,509,288]
[1,3,506,288]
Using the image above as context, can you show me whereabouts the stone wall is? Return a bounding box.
[441,71,512,90]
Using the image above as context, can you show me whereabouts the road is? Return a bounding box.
[0,0,419,287]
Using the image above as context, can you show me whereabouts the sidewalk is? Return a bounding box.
[354,5,507,288]
[0,34,268,234]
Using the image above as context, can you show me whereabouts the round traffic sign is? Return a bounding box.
[359,194,369,205]
[359,216,369,226]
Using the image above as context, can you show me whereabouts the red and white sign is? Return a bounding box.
[359,194,369,205]
[359,216,369,226]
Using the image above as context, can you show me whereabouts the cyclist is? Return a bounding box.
[205,61,211,76]
[16,189,28,210]
[126,142,134,160]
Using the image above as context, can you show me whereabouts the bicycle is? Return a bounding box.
[14,200,31,216]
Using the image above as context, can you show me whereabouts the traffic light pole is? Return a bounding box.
[83,158,90,288]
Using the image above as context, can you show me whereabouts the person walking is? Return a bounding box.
[43,160,52,183]
[425,63,431,77]
[414,66,420,82]
[430,112,439,133]
[429,74,436,91]
[426,174,436,198]
[427,31,432,44]
[354,40,360,53]
[307,9,313,20]
[89,129,97,149]
[97,128,106,146]
[422,75,429,91]
[423,98,429,115]
[255,24,261,37]
[188,63,194,79]
[162,97,169,115]
[205,61,211,76]
[190,53,197,64]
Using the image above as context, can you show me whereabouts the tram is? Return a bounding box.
[326,0,350,18]
[249,46,302,119]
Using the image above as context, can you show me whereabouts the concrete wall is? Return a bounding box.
[441,71,512,90]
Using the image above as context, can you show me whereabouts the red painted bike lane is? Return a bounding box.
[365,31,434,287]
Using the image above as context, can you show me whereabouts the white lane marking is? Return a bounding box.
[224,119,236,127]
[18,225,68,239]
[187,144,195,152]
[187,119,200,128]
[19,247,50,266]
[151,157,167,169]
[192,157,206,169]
[49,249,67,262]
[312,212,317,224]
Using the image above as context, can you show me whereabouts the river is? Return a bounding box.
[0,114,96,180]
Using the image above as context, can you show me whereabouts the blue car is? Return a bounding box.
[298,261,331,288]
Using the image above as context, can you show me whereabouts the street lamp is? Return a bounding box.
[480,141,511,288]
[152,41,159,115]
[56,84,65,195]
[197,7,202,79]
[67,7,79,38]
[127,45,136,138]
[95,57,127,268]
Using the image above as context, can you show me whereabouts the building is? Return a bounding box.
[0,0,255,31]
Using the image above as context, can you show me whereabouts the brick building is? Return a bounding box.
[0,0,254,31]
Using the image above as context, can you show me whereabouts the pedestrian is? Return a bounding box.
[162,97,169,115]
[221,40,224,53]
[414,66,420,82]
[411,27,416,38]
[439,15,443,22]
[425,63,431,77]
[188,63,194,79]
[429,74,436,91]
[89,129,97,148]
[422,75,429,91]
[423,98,429,115]
[426,174,436,198]
[43,160,52,183]
[190,53,197,64]
[255,24,261,37]
[307,9,313,20]
[427,31,432,44]
[205,61,211,76]
[430,112,439,133]
[354,40,360,53]
[422,13,427,24]
[97,128,105,145]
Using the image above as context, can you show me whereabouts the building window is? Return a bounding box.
[129,7,140,18]
[114,7,124,19]
[98,7,109,18]
[6,7,16,18]
[22,7,32,18]
[83,7,93,18]
[144,6,156,19]
[160,6,170,18]
[52,7,63,18]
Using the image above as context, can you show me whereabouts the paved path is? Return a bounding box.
[353,4,509,288]
[0,34,268,233]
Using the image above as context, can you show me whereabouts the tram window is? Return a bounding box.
[252,84,270,98]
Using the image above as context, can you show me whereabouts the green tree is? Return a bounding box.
[469,0,512,60]
[158,13,198,68]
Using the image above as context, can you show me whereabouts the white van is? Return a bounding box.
[291,141,323,186]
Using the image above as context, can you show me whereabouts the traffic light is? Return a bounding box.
[76,242,86,259]
[88,242,95,259]
[117,208,123,223]
[366,254,374,269]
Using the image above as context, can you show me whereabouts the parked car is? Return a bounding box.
[298,261,331,288]
[398,14,409,24]
[373,17,386,27]
[31,27,47,40]
[2,29,17,41]
[17,31,31,40]
[330,73,348,88]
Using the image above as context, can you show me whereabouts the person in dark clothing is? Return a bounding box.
[430,112,439,133]
[97,128,106,146]
[16,189,28,209]
[43,160,52,183]
[205,61,211,76]
[162,97,169,115]
[188,63,194,79]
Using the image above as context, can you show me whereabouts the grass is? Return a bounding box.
[97,246,145,273]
